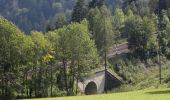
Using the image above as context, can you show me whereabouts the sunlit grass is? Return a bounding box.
[22,88,170,100]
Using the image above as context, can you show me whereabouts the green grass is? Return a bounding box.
[22,88,170,100]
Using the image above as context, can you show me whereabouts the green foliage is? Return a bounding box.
[1,0,170,99]
[48,86,66,97]
[126,16,158,59]
[0,0,77,33]
[0,16,26,99]
[0,0,123,33]
[72,0,88,22]
[112,8,125,43]
[158,31,169,55]
[124,0,151,17]
[89,0,105,8]
[88,6,114,55]
[47,14,68,31]
[113,8,125,30]
[0,17,98,99]
[46,19,99,96]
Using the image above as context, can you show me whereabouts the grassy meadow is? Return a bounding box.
[22,88,170,100]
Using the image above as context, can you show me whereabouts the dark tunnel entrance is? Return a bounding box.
[85,81,97,95]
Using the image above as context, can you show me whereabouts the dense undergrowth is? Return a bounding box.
[109,53,170,92]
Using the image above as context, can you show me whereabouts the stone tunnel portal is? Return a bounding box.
[85,81,97,95]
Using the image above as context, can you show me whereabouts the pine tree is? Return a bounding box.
[72,0,87,22]
[89,0,105,8]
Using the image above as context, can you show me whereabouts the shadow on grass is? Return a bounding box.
[146,90,170,95]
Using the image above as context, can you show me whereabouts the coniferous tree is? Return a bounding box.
[88,6,114,55]
[46,14,68,32]
[89,0,105,8]
[72,0,87,22]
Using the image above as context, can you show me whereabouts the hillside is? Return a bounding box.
[1,0,170,99]
[0,0,123,34]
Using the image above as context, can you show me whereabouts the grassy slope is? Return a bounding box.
[108,53,170,89]
[22,88,170,100]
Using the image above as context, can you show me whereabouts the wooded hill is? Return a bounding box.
[1,0,170,100]
[0,0,122,34]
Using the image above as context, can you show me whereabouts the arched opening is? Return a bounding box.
[85,81,97,95]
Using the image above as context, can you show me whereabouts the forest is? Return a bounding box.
[0,0,122,34]
[1,0,170,99]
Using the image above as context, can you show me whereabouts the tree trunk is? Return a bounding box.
[69,60,75,95]
[25,70,28,98]
[76,61,80,95]
[76,75,79,95]
[1,71,4,100]
[23,72,25,96]
[50,64,53,97]
[63,59,68,96]
[45,68,48,97]
[38,68,42,97]
[71,69,75,95]
[2,65,6,99]
[34,66,37,98]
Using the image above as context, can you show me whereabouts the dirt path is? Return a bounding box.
[107,43,129,58]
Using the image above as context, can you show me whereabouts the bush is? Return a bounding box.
[111,84,135,93]
[3,86,15,100]
[48,87,67,97]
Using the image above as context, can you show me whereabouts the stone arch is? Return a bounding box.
[85,81,97,95]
